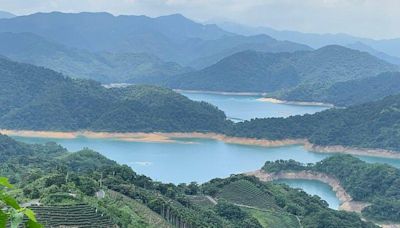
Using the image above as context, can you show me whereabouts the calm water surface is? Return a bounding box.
[181,92,329,121]
[275,179,340,209]
[14,136,327,183]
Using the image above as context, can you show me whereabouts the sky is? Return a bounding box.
[0,0,399,39]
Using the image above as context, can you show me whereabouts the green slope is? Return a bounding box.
[228,92,400,151]
[0,57,227,132]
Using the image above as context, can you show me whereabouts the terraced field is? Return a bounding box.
[107,190,171,228]
[28,204,115,227]
[217,179,276,209]
[186,195,216,208]
[242,207,301,228]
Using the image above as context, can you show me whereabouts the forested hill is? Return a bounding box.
[282,72,400,107]
[165,45,398,105]
[227,93,400,151]
[0,57,227,132]
[0,134,376,227]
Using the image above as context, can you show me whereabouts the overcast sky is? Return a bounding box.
[0,0,399,39]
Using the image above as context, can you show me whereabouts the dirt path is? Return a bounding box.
[205,195,218,205]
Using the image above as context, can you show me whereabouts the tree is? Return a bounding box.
[0,177,42,228]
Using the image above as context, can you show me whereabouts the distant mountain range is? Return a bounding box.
[0,12,311,68]
[164,45,398,106]
[217,21,400,64]
[0,10,15,19]
[1,12,399,107]
[0,32,190,83]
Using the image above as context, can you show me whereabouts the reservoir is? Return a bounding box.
[181,91,329,121]
[11,92,400,209]
[275,179,341,209]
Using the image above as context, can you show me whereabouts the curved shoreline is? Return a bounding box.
[174,89,268,96]
[245,169,369,212]
[1,129,400,159]
[174,89,334,107]
[257,97,334,107]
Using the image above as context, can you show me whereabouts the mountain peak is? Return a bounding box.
[0,10,15,19]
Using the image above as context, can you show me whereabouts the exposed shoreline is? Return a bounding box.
[245,169,370,212]
[173,89,268,96]
[257,97,334,107]
[174,89,334,107]
[1,129,400,159]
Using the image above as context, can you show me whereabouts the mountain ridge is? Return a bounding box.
[0,12,311,67]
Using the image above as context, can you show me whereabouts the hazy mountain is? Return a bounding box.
[217,21,400,59]
[165,45,398,98]
[187,34,313,69]
[0,11,15,19]
[0,12,311,66]
[0,32,190,83]
[346,42,400,65]
[0,57,227,132]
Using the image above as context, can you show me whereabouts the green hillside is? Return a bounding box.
[0,57,227,132]
[227,93,400,151]
[279,71,400,106]
[0,134,375,227]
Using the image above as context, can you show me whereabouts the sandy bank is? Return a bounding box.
[257,97,334,107]
[176,89,334,107]
[1,129,400,159]
[304,142,400,159]
[0,129,174,143]
[0,129,305,147]
[174,89,267,96]
[245,169,369,212]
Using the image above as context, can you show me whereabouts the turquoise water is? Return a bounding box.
[13,136,327,184]
[181,92,329,121]
[275,179,340,209]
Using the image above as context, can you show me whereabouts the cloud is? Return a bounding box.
[0,0,398,39]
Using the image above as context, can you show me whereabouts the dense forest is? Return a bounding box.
[262,155,400,222]
[0,134,376,227]
[281,71,400,106]
[0,57,228,132]
[227,93,400,151]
